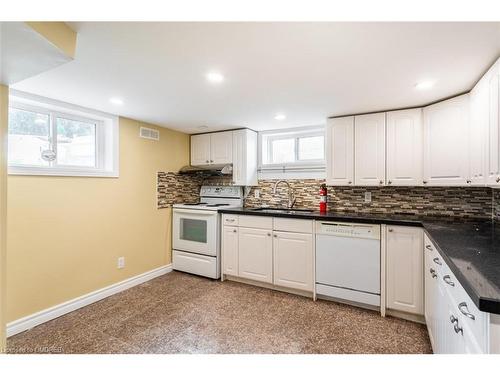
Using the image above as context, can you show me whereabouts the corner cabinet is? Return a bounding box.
[326,116,354,186]
[385,226,424,316]
[232,129,258,186]
[354,113,386,186]
[386,109,423,186]
[423,94,470,186]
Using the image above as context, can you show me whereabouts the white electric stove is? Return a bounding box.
[172,185,243,279]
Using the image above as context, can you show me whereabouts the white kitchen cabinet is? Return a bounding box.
[273,231,313,292]
[232,129,258,186]
[486,61,500,185]
[210,131,233,165]
[423,94,470,186]
[190,131,233,167]
[386,226,423,315]
[238,227,273,283]
[222,225,239,276]
[354,112,386,186]
[190,134,211,166]
[469,81,487,185]
[326,116,354,186]
[386,109,423,186]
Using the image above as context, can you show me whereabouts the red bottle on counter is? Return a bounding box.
[319,184,327,212]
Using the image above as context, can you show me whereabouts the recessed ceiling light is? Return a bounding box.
[109,97,124,105]
[197,125,209,130]
[415,81,435,90]
[206,72,224,84]
[274,114,286,121]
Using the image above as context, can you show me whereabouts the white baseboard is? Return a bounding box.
[6,264,172,337]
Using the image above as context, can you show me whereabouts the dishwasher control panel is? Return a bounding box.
[315,221,380,240]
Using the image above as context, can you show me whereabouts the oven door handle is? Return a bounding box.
[173,209,218,216]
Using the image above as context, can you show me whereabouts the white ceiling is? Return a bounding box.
[11,22,500,134]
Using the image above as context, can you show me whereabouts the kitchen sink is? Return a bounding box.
[250,207,314,214]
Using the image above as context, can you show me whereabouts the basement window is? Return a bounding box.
[8,90,119,177]
[259,126,326,179]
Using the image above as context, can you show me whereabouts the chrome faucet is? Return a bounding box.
[272,180,296,209]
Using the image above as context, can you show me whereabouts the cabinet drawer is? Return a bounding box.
[238,215,273,229]
[222,214,239,226]
[273,218,313,233]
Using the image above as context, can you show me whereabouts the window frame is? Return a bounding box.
[8,90,119,178]
[258,125,326,179]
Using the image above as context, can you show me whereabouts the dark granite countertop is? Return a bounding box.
[219,207,500,314]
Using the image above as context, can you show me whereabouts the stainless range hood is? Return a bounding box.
[178,164,233,176]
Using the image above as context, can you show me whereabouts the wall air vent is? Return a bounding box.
[139,127,160,141]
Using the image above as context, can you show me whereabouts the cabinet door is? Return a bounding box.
[469,83,487,185]
[386,226,424,315]
[423,94,470,186]
[190,134,211,166]
[487,64,500,185]
[238,227,273,283]
[222,226,239,276]
[210,131,233,164]
[424,243,437,351]
[232,129,258,186]
[326,116,354,186]
[386,109,423,186]
[273,232,313,292]
[354,113,386,186]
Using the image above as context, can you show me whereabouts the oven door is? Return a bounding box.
[173,209,218,256]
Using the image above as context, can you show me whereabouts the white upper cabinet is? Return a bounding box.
[325,116,354,186]
[354,113,386,186]
[190,131,233,166]
[486,61,500,185]
[210,131,233,165]
[469,81,487,185]
[232,129,258,186]
[386,109,423,186]
[423,94,470,186]
[190,134,211,166]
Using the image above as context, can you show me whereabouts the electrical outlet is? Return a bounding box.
[117,257,125,269]
[364,192,372,203]
[254,189,260,198]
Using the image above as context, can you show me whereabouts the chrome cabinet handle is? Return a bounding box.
[233,229,237,233]
[379,180,383,185]
[433,257,442,265]
[205,160,209,163]
[454,322,463,335]
[388,180,392,184]
[388,228,393,232]
[496,177,500,183]
[425,245,433,251]
[210,160,214,163]
[423,180,428,184]
[466,179,471,184]
[267,233,271,236]
[450,314,458,324]
[430,268,437,278]
[443,275,455,286]
[458,302,475,320]
[348,181,352,184]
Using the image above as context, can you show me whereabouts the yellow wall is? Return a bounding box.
[6,117,189,322]
[25,22,77,59]
[0,85,8,349]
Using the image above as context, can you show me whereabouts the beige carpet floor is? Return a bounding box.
[7,271,432,354]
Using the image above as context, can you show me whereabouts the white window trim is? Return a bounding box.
[8,89,119,178]
[258,125,326,179]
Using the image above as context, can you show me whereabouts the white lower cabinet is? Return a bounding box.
[424,234,489,354]
[222,214,314,294]
[222,226,239,276]
[273,231,313,292]
[386,226,423,315]
[238,227,273,283]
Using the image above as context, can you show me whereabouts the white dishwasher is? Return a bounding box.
[315,221,381,307]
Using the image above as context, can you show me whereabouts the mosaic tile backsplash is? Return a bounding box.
[157,172,497,220]
[244,180,494,219]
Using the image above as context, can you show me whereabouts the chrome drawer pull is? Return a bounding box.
[450,314,458,323]
[454,322,463,335]
[458,302,475,320]
[443,275,455,286]
[433,257,442,265]
[430,268,437,278]
[425,245,433,251]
